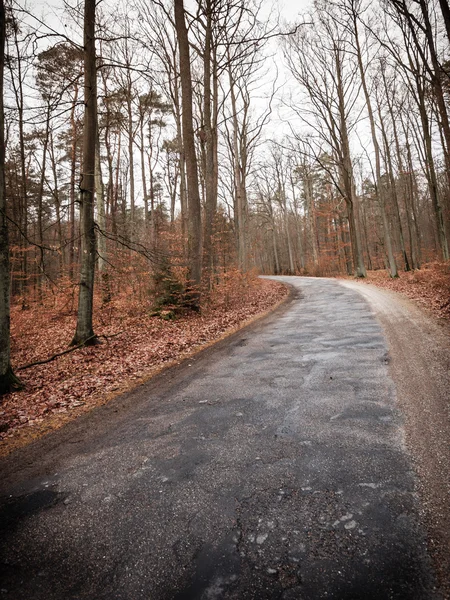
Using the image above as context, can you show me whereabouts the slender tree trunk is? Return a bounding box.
[172,63,187,241]
[71,0,97,345]
[384,76,419,269]
[339,215,353,275]
[351,12,397,276]
[12,31,28,300]
[228,61,247,271]
[304,172,319,267]
[147,121,156,247]
[272,227,280,274]
[174,0,202,297]
[69,84,79,280]
[438,0,450,42]
[377,102,410,270]
[417,85,449,259]
[126,87,135,240]
[49,131,64,275]
[101,70,114,231]
[336,51,366,277]
[291,180,305,269]
[36,103,51,295]
[419,0,450,201]
[0,0,21,393]
[203,0,217,284]
[139,111,148,228]
[95,128,110,303]
[113,130,121,236]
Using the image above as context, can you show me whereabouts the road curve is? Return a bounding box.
[0,276,443,599]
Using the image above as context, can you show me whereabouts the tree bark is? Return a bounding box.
[0,0,21,393]
[335,51,366,277]
[202,0,218,284]
[438,0,450,43]
[71,0,97,345]
[174,0,202,297]
[69,83,79,280]
[351,7,397,276]
[36,103,51,295]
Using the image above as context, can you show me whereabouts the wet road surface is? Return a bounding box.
[0,277,440,599]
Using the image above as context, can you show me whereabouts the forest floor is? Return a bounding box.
[0,275,289,457]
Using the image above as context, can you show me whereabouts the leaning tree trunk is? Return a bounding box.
[174,0,202,299]
[0,0,21,393]
[71,0,97,346]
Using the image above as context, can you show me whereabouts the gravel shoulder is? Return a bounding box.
[339,280,450,597]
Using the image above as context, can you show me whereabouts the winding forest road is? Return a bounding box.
[0,276,449,600]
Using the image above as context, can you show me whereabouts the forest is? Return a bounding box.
[0,0,449,437]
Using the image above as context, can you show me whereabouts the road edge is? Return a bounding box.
[0,281,295,463]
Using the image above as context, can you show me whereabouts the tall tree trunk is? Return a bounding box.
[0,0,21,393]
[95,129,110,303]
[172,56,187,242]
[417,82,448,259]
[291,180,305,269]
[69,84,79,280]
[113,130,121,236]
[335,50,366,277]
[304,172,319,267]
[174,0,202,298]
[418,0,450,204]
[377,101,410,270]
[202,0,217,284]
[399,2,450,258]
[71,0,97,345]
[126,86,135,240]
[383,75,419,269]
[49,131,64,275]
[36,103,51,296]
[94,134,105,270]
[228,61,247,271]
[147,121,156,247]
[339,215,353,275]
[351,10,397,276]
[139,110,148,228]
[438,0,450,42]
[11,30,28,300]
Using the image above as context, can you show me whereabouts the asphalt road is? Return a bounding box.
[0,277,442,599]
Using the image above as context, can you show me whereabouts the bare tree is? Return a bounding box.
[174,0,202,298]
[0,0,21,393]
[284,2,366,276]
[340,0,398,275]
[71,0,98,345]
